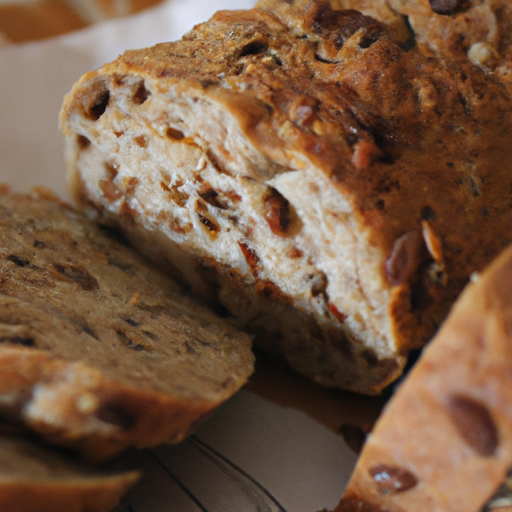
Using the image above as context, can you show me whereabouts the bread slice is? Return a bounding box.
[60,0,512,394]
[335,243,512,512]
[0,433,139,512]
[0,187,254,461]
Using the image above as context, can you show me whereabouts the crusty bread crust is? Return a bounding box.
[0,188,254,460]
[60,0,512,394]
[335,243,512,512]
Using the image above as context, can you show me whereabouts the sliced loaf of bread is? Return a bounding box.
[0,187,254,460]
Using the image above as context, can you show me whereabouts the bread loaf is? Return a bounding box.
[335,243,512,512]
[60,0,512,394]
[0,0,164,44]
[0,433,139,512]
[0,187,254,460]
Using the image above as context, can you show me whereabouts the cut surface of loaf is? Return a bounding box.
[0,433,139,512]
[60,0,512,394]
[0,187,254,460]
[335,243,512,512]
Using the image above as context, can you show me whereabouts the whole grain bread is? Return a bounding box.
[0,433,139,512]
[335,243,512,512]
[60,0,512,394]
[0,187,254,460]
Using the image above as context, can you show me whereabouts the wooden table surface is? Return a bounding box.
[0,0,166,45]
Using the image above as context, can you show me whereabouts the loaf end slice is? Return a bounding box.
[335,243,512,512]
[60,0,512,394]
[0,433,139,512]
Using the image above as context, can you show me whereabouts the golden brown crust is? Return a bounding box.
[60,0,512,394]
[328,0,512,86]
[0,188,254,460]
[335,244,512,512]
[0,434,139,512]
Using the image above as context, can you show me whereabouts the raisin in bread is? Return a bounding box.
[335,243,512,512]
[60,0,512,394]
[0,433,139,512]
[0,187,253,461]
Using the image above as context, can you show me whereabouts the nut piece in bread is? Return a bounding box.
[0,187,254,461]
[60,0,512,394]
[335,243,512,512]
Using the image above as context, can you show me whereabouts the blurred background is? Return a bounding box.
[0,0,166,45]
